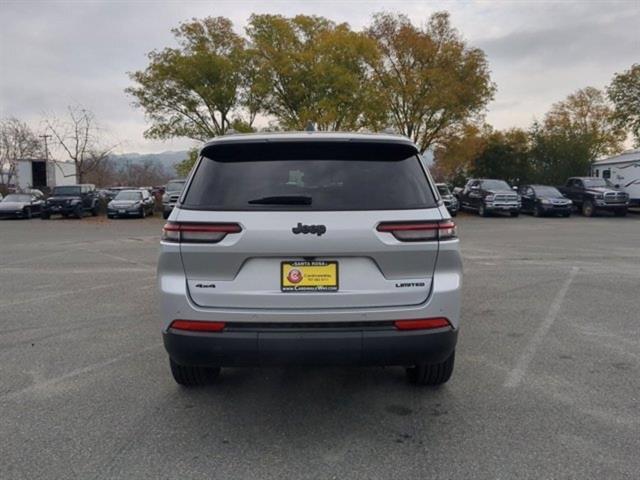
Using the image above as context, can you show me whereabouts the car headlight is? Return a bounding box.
[540,199,551,205]
[485,194,495,201]
[594,194,603,200]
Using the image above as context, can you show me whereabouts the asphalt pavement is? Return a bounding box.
[1,212,639,479]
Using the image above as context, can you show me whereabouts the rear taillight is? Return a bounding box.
[394,318,451,330]
[376,220,457,242]
[162,222,242,243]
[170,320,226,332]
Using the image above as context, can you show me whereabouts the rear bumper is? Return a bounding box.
[164,325,458,367]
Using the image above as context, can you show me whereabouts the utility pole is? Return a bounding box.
[40,134,52,188]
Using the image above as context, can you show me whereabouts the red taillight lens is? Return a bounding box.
[394,318,451,330]
[170,320,226,332]
[376,221,457,241]
[162,222,242,243]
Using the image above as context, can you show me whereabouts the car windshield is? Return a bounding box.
[533,186,562,197]
[583,178,613,188]
[52,186,81,196]
[2,194,31,202]
[115,191,142,201]
[480,180,511,190]
[437,185,451,196]
[166,181,185,192]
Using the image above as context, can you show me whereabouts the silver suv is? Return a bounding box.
[158,133,462,387]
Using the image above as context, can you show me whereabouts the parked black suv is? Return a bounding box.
[459,179,520,217]
[518,185,572,217]
[558,177,629,217]
[42,184,99,219]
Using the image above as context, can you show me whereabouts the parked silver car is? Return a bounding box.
[158,132,462,387]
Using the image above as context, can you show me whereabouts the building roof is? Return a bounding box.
[593,148,640,166]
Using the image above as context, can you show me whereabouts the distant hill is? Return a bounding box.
[109,151,188,172]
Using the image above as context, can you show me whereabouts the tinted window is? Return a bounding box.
[436,185,451,196]
[480,180,511,190]
[52,186,81,196]
[184,153,435,211]
[166,180,186,192]
[3,194,31,202]
[533,186,562,197]
[115,191,142,201]
[583,178,612,188]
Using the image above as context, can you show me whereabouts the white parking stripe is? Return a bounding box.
[504,266,579,388]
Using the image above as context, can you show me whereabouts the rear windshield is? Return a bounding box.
[183,146,436,211]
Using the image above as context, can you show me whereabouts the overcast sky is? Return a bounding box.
[1,0,639,154]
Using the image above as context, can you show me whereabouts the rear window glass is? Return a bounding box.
[182,144,436,211]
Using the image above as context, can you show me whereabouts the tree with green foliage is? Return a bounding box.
[126,17,253,141]
[607,64,640,146]
[246,14,379,131]
[528,122,595,185]
[544,87,625,161]
[366,12,495,152]
[175,148,199,177]
[470,128,532,185]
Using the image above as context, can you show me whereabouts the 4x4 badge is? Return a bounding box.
[292,222,326,236]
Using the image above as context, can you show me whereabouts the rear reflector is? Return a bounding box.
[377,221,456,241]
[394,318,451,330]
[170,320,226,332]
[162,222,242,243]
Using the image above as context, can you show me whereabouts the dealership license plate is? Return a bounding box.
[118,209,125,214]
[281,261,338,292]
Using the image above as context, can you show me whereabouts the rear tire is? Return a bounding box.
[479,203,489,217]
[74,205,83,219]
[582,200,595,217]
[169,359,220,387]
[91,204,99,216]
[406,351,455,386]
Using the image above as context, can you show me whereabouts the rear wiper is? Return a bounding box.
[247,195,312,205]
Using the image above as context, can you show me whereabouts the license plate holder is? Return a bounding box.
[281,261,338,292]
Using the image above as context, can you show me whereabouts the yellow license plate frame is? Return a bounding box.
[281,261,339,292]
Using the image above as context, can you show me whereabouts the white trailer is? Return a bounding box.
[592,149,640,207]
[15,159,77,191]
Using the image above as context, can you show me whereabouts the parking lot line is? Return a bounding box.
[504,266,579,388]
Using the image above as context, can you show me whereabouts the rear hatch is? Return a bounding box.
[173,138,444,309]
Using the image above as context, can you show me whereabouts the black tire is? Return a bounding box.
[406,351,455,386]
[478,203,489,217]
[614,209,627,217]
[163,211,170,220]
[450,210,457,217]
[533,205,542,217]
[510,211,519,217]
[139,206,145,218]
[582,200,595,217]
[169,359,220,387]
[24,207,32,219]
[74,205,83,219]
[41,212,50,220]
[91,203,99,216]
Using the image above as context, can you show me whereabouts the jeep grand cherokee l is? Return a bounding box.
[158,133,462,387]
